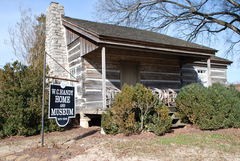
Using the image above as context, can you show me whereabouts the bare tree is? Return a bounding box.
[96,0,240,57]
[8,8,45,67]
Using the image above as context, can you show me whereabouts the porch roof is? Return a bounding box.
[211,56,232,65]
[62,16,217,55]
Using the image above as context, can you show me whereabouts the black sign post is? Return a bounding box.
[49,84,75,127]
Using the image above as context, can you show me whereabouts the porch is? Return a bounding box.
[80,45,212,113]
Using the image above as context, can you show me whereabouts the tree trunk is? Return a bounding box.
[141,114,144,131]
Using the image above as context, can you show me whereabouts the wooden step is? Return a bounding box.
[168,105,186,128]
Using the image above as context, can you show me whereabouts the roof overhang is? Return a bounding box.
[210,56,233,65]
[62,19,216,58]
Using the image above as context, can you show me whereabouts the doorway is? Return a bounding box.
[120,62,139,87]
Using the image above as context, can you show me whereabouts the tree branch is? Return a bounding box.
[192,10,240,35]
[97,0,240,56]
[226,0,240,8]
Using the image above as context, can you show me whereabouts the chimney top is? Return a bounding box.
[50,2,59,5]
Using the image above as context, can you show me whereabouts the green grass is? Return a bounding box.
[154,133,238,152]
[156,133,229,145]
[110,132,240,156]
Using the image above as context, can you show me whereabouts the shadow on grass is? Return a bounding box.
[62,128,100,145]
[73,129,99,141]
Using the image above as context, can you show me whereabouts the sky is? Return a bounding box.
[0,0,239,83]
[0,0,98,66]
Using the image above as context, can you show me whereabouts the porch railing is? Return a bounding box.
[151,88,177,107]
[106,86,185,127]
[106,86,177,107]
[106,86,121,107]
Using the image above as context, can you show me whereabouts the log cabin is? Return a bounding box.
[45,2,232,127]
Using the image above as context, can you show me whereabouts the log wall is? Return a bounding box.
[66,29,98,113]
[65,29,228,113]
[82,48,182,112]
[182,62,228,86]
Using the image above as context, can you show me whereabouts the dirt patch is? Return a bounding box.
[0,126,240,161]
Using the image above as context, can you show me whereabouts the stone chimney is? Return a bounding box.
[45,2,68,79]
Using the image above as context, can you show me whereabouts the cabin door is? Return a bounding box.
[120,62,139,87]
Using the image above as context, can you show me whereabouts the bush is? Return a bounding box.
[0,61,60,138]
[176,83,240,130]
[102,84,172,136]
[101,110,119,134]
[106,85,140,135]
[175,83,210,124]
[146,106,172,135]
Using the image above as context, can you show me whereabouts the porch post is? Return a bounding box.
[179,59,183,88]
[207,58,212,86]
[102,47,107,109]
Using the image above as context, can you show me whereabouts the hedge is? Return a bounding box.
[176,83,240,130]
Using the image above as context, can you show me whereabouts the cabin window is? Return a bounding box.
[197,69,206,74]
[197,69,208,87]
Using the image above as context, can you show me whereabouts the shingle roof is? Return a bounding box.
[63,16,216,52]
[211,56,232,64]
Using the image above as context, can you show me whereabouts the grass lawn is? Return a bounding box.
[1,127,240,161]
[110,129,240,158]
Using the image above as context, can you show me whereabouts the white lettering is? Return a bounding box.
[52,89,56,94]
[51,108,74,116]
[55,96,71,103]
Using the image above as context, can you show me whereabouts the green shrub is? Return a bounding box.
[176,83,211,124]
[176,83,240,130]
[147,106,172,135]
[101,110,119,135]
[101,83,172,135]
[134,84,161,131]
[110,85,140,135]
[0,61,60,138]
[199,84,240,129]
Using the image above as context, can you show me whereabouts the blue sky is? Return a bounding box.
[0,0,98,66]
[0,0,239,83]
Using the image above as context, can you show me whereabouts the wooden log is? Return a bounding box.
[140,65,180,73]
[140,73,180,81]
[82,101,103,110]
[83,91,102,102]
[84,79,120,90]
[68,52,80,62]
[211,71,226,77]
[181,75,198,81]
[68,44,80,55]
[141,81,181,89]
[211,78,227,84]
[85,70,120,80]
[107,55,179,65]
[84,59,121,70]
[69,59,81,67]
[107,48,181,60]
[79,37,98,56]
[66,28,79,46]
